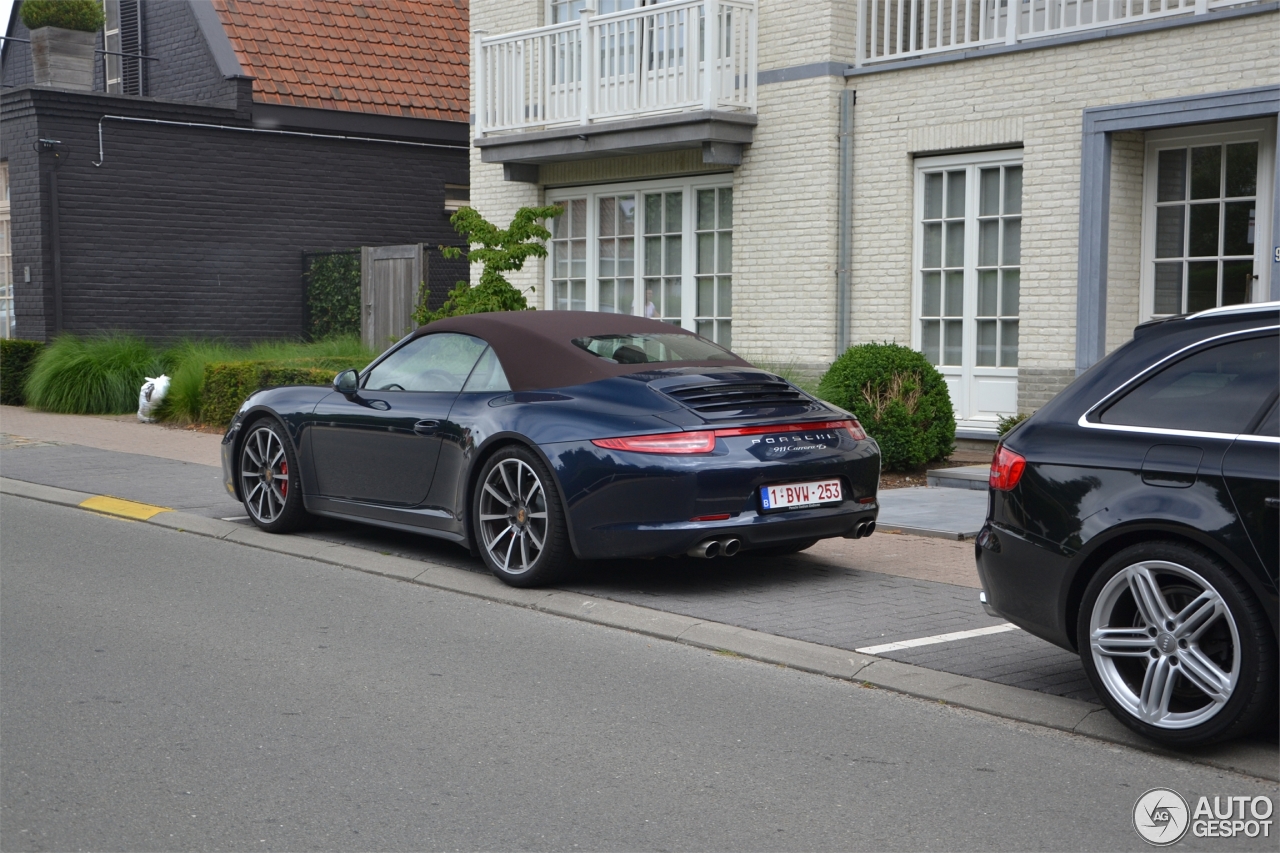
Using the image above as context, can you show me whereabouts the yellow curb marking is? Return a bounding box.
[79,495,172,521]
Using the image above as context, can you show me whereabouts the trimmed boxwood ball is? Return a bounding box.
[20,0,106,32]
[817,342,956,471]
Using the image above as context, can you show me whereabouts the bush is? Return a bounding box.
[0,339,46,406]
[24,333,165,415]
[997,412,1029,436]
[305,252,361,340]
[817,342,955,471]
[199,359,352,427]
[21,0,105,32]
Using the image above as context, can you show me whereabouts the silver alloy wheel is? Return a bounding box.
[477,458,548,576]
[240,425,290,525]
[1088,560,1241,730]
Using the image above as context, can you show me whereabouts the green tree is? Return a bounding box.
[415,205,563,325]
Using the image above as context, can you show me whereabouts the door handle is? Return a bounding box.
[1266,497,1280,510]
[414,420,440,436]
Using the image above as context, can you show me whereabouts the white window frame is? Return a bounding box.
[912,148,1023,432]
[0,161,11,339]
[545,174,734,336]
[1140,119,1276,322]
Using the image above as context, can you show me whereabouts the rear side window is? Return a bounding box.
[1100,333,1278,434]
[1254,399,1279,438]
[461,346,511,393]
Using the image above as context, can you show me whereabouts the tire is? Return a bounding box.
[752,539,819,558]
[472,445,575,588]
[238,419,308,534]
[1076,541,1276,746]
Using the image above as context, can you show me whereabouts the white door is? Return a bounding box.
[914,151,1023,434]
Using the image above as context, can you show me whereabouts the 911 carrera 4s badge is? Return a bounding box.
[745,431,842,461]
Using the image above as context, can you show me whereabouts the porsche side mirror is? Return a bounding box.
[333,369,360,396]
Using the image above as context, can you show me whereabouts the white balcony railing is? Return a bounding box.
[475,0,757,136]
[856,0,1260,65]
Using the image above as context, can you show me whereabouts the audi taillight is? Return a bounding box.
[591,419,866,455]
[989,444,1026,491]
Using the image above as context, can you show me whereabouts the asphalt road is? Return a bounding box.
[2,494,1276,852]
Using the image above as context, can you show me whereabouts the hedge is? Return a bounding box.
[200,358,352,426]
[21,0,105,32]
[0,339,46,407]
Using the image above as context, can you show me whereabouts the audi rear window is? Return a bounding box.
[571,333,737,365]
[1100,333,1279,434]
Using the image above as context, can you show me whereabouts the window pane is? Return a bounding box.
[571,239,586,278]
[1001,269,1020,317]
[978,270,998,316]
[1155,206,1185,258]
[599,239,615,277]
[1154,263,1183,314]
[945,271,964,317]
[924,173,943,219]
[1221,260,1252,306]
[664,192,682,232]
[599,197,616,236]
[618,280,634,315]
[718,320,731,350]
[645,237,661,275]
[922,271,941,316]
[570,199,586,237]
[1101,334,1278,433]
[1002,218,1020,266]
[697,233,714,274]
[921,320,940,364]
[599,280,616,312]
[618,196,635,235]
[1000,320,1019,367]
[1156,149,1186,202]
[946,171,966,219]
[554,281,569,311]
[717,232,731,274]
[698,278,714,315]
[978,220,999,267]
[1188,203,1220,257]
[697,189,715,229]
[718,188,732,229]
[645,194,662,234]
[571,279,586,310]
[1190,146,1221,200]
[980,168,1000,217]
[697,319,713,339]
[663,279,681,317]
[922,223,942,268]
[717,277,731,314]
[945,221,965,267]
[976,320,997,366]
[1003,166,1022,215]
[943,320,963,366]
[618,238,634,277]
[1224,142,1258,197]
[663,235,682,274]
[1222,202,1254,256]
[1187,261,1217,312]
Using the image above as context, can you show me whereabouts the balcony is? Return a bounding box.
[474,0,758,179]
[855,0,1262,65]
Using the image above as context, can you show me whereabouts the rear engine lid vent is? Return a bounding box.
[663,379,812,417]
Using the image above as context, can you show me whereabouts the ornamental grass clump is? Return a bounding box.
[20,0,105,31]
[24,333,165,415]
[817,342,956,471]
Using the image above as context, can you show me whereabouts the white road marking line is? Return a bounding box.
[221,515,250,522]
[856,623,1020,655]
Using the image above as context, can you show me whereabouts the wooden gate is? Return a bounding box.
[361,244,425,349]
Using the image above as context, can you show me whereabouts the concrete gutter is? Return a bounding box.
[4,476,1275,783]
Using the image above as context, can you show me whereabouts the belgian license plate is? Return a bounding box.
[760,479,843,511]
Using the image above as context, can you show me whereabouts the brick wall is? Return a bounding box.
[1,87,467,342]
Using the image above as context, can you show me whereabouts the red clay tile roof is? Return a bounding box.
[211,0,468,122]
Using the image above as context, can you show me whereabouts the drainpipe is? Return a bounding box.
[49,170,62,335]
[836,89,855,355]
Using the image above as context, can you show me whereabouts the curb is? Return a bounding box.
[3,476,1275,783]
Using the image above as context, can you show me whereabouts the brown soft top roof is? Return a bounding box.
[419,311,751,391]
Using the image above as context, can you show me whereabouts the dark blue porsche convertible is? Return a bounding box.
[222,311,881,586]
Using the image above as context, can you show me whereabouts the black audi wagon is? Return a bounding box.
[976,301,1278,746]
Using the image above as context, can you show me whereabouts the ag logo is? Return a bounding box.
[1134,788,1190,846]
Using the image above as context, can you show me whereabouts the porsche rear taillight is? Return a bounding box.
[989,444,1026,491]
[592,431,717,454]
[591,419,866,455]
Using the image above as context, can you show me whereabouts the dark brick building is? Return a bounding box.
[0,0,469,342]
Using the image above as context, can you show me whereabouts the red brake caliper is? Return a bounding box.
[280,461,288,496]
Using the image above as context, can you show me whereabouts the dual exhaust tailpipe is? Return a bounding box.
[845,519,876,539]
[688,537,741,559]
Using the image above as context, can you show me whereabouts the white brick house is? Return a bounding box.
[469,0,1278,437]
